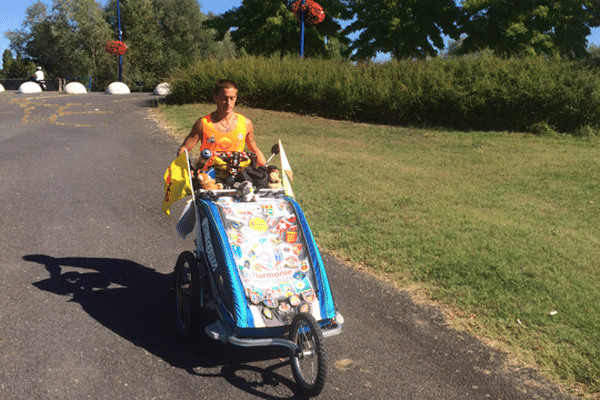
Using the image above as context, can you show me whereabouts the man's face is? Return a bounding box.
[214,87,237,114]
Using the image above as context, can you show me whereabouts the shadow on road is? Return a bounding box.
[25,254,306,400]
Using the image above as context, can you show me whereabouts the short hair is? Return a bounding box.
[214,79,238,96]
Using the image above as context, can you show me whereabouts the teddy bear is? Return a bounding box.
[196,172,223,190]
[267,166,283,189]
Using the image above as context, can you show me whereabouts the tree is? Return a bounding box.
[48,0,114,81]
[5,0,114,86]
[1,50,14,77]
[116,0,166,82]
[205,0,351,58]
[458,0,600,58]
[4,1,48,57]
[342,0,460,60]
[153,0,229,67]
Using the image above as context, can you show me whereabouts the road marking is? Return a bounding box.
[8,98,112,127]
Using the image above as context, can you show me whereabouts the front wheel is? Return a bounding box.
[174,251,202,338]
[290,313,327,397]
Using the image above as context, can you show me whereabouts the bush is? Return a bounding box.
[166,54,600,135]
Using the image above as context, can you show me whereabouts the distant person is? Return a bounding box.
[33,66,44,82]
[177,79,267,177]
[30,66,46,90]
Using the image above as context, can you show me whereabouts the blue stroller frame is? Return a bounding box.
[174,166,343,396]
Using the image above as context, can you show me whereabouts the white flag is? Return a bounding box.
[278,140,294,197]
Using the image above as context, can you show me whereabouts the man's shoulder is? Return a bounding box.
[237,113,251,124]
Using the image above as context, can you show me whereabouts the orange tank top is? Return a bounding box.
[199,113,247,153]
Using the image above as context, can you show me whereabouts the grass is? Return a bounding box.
[156,103,600,398]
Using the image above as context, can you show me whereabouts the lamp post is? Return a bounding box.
[117,0,123,82]
[299,0,305,58]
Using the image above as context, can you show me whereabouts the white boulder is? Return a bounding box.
[154,82,172,96]
[18,81,43,94]
[106,81,130,94]
[65,82,87,94]
[0,84,5,92]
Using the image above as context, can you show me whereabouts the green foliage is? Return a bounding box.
[459,0,599,58]
[167,55,600,135]
[342,0,460,60]
[205,0,350,58]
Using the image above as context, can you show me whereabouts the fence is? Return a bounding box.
[0,78,65,91]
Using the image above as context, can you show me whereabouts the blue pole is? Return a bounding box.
[300,0,305,58]
[117,0,123,82]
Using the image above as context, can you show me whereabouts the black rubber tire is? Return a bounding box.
[174,251,202,338]
[290,313,327,397]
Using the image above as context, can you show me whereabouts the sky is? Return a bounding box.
[2,0,600,69]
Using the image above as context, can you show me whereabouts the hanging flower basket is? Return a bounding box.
[292,0,325,25]
[105,41,128,56]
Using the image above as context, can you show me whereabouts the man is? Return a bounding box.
[32,66,46,90]
[34,66,44,82]
[177,80,267,174]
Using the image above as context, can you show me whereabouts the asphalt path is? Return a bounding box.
[0,92,578,400]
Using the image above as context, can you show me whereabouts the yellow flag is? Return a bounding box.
[162,151,193,217]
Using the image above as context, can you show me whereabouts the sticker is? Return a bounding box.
[262,308,273,319]
[239,269,251,282]
[293,271,305,280]
[273,218,292,234]
[232,245,242,259]
[292,244,302,256]
[263,298,279,309]
[249,217,268,233]
[249,291,261,305]
[274,248,283,262]
[278,302,291,313]
[299,303,310,314]
[252,263,263,272]
[294,277,312,293]
[271,236,282,247]
[301,290,316,303]
[247,250,255,260]
[261,205,274,216]
[281,283,294,297]
[289,295,301,307]
[286,256,299,269]
[300,260,309,272]
[285,230,298,243]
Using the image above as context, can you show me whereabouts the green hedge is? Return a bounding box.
[167,55,600,135]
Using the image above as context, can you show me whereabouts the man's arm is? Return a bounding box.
[245,119,267,166]
[177,118,203,157]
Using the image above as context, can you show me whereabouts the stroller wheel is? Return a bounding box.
[290,313,327,396]
[174,251,202,338]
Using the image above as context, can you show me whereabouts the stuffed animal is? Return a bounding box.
[268,166,283,189]
[196,172,223,190]
[233,181,257,202]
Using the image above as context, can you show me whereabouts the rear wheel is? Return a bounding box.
[174,251,202,338]
[290,313,327,396]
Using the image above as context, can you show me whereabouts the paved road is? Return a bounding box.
[0,92,577,399]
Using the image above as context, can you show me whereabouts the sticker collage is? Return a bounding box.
[216,197,318,325]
